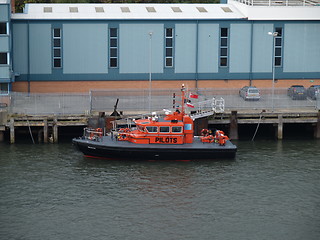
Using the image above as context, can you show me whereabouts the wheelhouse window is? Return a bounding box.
[53,28,62,68]
[220,27,228,67]
[165,28,174,67]
[109,28,118,68]
[172,126,182,133]
[146,126,158,133]
[160,126,170,133]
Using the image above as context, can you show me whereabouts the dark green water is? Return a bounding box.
[0,140,319,240]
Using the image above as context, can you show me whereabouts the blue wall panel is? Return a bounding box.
[284,23,320,73]
[198,23,219,73]
[175,23,197,74]
[0,36,9,52]
[252,23,273,73]
[119,23,164,74]
[0,66,10,79]
[230,23,251,73]
[29,24,52,74]
[12,23,28,74]
[0,5,8,21]
[63,23,108,74]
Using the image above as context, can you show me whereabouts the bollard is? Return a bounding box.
[229,111,238,140]
[277,114,283,140]
[10,118,15,144]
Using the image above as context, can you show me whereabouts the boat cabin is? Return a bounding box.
[118,111,194,144]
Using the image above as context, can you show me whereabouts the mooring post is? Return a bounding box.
[0,131,4,142]
[277,114,283,140]
[229,110,238,140]
[10,118,15,144]
[194,118,208,136]
[315,110,320,139]
[53,117,58,143]
[43,118,48,143]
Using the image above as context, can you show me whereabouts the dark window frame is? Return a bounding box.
[109,28,118,68]
[0,22,8,35]
[165,28,174,68]
[274,27,283,67]
[219,27,228,67]
[0,52,8,65]
[53,28,62,68]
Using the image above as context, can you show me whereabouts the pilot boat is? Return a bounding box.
[72,85,237,160]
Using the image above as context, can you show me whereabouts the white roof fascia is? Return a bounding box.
[11,3,246,20]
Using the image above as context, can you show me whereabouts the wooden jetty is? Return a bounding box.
[206,110,320,140]
[0,110,319,143]
[3,115,88,144]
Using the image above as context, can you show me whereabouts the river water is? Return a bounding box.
[0,140,319,240]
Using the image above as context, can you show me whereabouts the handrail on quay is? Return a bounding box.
[1,88,319,116]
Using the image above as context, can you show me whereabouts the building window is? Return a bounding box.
[0,22,8,35]
[0,52,8,64]
[274,27,283,67]
[165,28,174,67]
[220,28,228,67]
[0,83,9,94]
[109,28,118,68]
[53,28,62,68]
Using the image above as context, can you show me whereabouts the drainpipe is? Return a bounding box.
[195,20,199,91]
[27,20,30,94]
[249,21,253,86]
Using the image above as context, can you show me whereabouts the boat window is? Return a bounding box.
[146,126,158,133]
[160,126,170,133]
[137,125,145,132]
[172,126,182,133]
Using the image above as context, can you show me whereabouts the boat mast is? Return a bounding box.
[181,84,186,114]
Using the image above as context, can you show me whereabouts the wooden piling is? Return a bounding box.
[315,110,320,139]
[277,114,283,140]
[53,117,58,143]
[10,118,14,144]
[0,131,4,142]
[194,118,208,136]
[43,118,48,143]
[229,111,238,140]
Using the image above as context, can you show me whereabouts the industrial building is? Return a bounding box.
[0,0,319,93]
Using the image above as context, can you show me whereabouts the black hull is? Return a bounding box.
[73,137,237,161]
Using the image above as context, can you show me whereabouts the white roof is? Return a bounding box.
[230,0,320,20]
[11,2,320,21]
[0,0,10,4]
[11,3,246,20]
